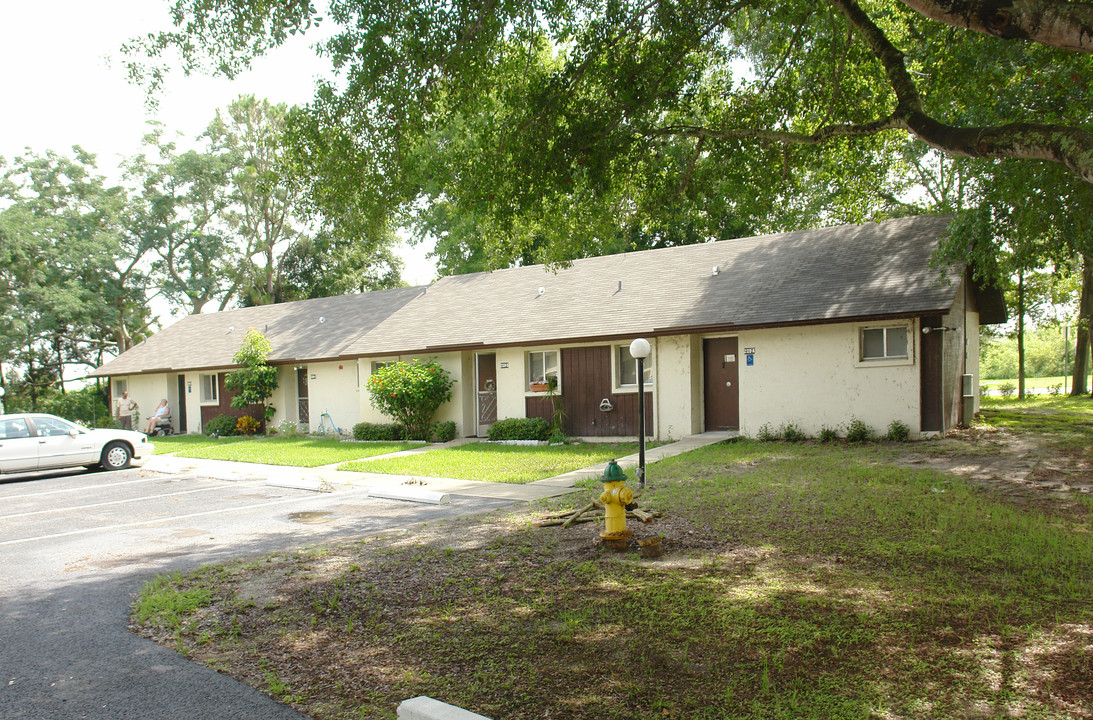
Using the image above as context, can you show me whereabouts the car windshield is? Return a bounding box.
[32,416,81,437]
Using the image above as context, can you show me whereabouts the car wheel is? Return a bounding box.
[101,442,132,471]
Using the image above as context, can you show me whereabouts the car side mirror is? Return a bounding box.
[69,430,79,438]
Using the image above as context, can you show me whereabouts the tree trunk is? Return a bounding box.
[1071,255,1092,396]
[1017,270,1026,399]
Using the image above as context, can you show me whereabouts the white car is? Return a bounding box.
[0,413,154,474]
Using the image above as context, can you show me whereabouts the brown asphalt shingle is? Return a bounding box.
[94,215,974,375]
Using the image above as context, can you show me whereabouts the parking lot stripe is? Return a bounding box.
[0,481,267,520]
[0,490,367,547]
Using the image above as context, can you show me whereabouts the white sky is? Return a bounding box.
[0,0,436,287]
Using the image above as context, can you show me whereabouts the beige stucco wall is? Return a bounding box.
[730,320,922,438]
[268,366,298,430]
[303,360,361,434]
[650,335,700,440]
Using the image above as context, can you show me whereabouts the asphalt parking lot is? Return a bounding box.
[0,464,515,720]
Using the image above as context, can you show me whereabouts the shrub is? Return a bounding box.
[818,425,840,443]
[353,422,404,441]
[367,359,455,441]
[205,414,238,437]
[235,415,261,436]
[846,419,872,443]
[755,423,780,442]
[780,423,807,442]
[886,419,910,442]
[430,420,458,443]
[998,381,1017,398]
[1049,383,1062,396]
[488,417,550,441]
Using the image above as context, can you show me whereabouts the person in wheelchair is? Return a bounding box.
[145,399,171,434]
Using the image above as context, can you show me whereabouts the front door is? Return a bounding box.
[176,374,187,434]
[296,368,310,425]
[704,337,740,431]
[476,353,497,436]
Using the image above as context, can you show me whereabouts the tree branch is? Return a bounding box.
[898,0,1093,53]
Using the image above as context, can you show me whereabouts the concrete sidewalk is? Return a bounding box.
[142,431,736,503]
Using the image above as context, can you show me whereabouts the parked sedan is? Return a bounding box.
[0,413,153,475]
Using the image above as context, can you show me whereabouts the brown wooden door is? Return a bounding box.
[704,337,739,431]
[476,353,497,433]
[920,315,943,432]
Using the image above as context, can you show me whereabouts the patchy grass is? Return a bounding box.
[979,396,1093,458]
[133,420,1093,720]
[172,437,421,467]
[340,442,642,483]
[150,434,251,454]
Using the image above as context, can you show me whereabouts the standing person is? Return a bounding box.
[115,390,137,430]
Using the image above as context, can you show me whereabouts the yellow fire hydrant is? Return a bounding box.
[599,459,634,548]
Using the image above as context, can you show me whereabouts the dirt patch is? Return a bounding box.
[895,425,1093,505]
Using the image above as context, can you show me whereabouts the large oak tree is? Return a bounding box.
[126,0,1092,263]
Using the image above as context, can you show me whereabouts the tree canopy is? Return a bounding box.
[126,0,1093,266]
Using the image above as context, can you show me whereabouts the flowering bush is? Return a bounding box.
[366,359,455,441]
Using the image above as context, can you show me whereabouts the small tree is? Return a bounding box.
[224,329,278,427]
[367,359,455,441]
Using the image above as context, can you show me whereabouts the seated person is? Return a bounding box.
[145,399,170,433]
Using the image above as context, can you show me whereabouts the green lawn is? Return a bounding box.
[150,434,251,454]
[340,442,641,483]
[172,437,421,467]
[133,414,1093,720]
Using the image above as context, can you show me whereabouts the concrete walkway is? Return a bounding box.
[142,431,736,503]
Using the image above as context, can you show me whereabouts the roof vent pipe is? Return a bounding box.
[712,265,719,276]
[618,280,622,292]
[537,287,545,296]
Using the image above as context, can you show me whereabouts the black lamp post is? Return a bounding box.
[629,338,650,488]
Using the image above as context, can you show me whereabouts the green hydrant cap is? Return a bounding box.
[602,459,626,483]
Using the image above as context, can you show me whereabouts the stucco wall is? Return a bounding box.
[731,321,921,437]
[652,334,700,440]
[305,361,361,434]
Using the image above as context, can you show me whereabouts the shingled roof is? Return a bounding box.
[344,214,988,356]
[90,286,424,377]
[94,214,999,376]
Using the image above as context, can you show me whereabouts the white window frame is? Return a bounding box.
[199,373,219,405]
[112,379,128,397]
[856,323,913,367]
[526,349,560,393]
[613,343,654,392]
[371,360,396,374]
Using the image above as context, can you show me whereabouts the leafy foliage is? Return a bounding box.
[224,329,278,426]
[885,420,910,442]
[487,417,550,442]
[204,414,239,437]
[125,0,1093,273]
[846,419,872,443]
[235,415,261,436]
[430,420,458,443]
[352,422,404,441]
[366,359,455,441]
